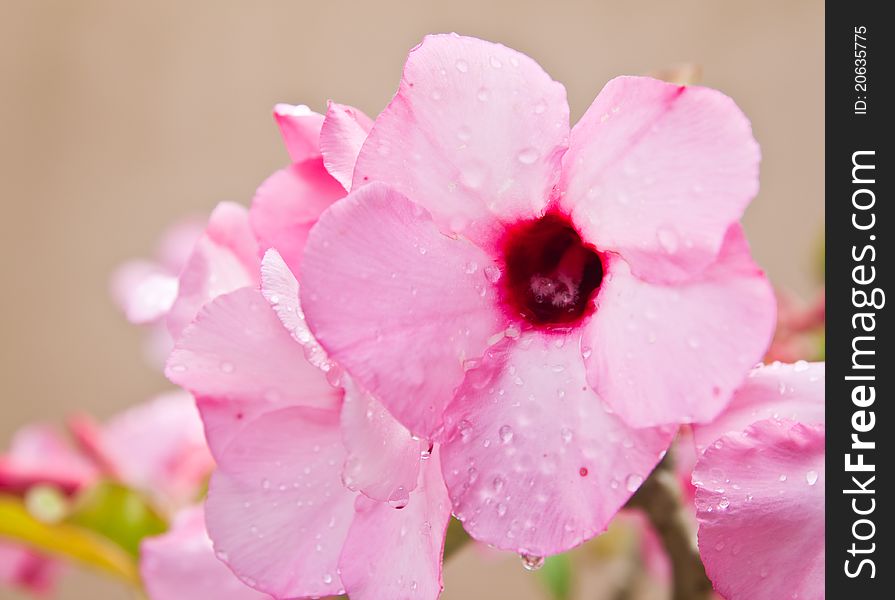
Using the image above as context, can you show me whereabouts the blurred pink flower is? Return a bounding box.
[140,505,270,600]
[300,34,776,556]
[111,218,205,366]
[167,250,450,599]
[692,362,824,600]
[69,391,214,511]
[0,424,98,496]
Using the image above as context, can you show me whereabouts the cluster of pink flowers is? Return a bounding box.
[2,34,825,600]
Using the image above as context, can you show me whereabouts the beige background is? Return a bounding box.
[1,0,822,598]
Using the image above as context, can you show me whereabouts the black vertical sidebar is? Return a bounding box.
[826,1,892,597]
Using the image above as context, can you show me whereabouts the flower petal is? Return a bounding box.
[259,249,332,371]
[320,101,374,190]
[249,159,345,276]
[301,182,505,438]
[166,287,341,456]
[560,76,760,282]
[353,34,569,241]
[693,361,824,451]
[340,380,421,502]
[339,449,450,600]
[141,506,269,600]
[441,332,675,556]
[167,202,260,338]
[205,406,354,599]
[584,225,775,427]
[110,260,179,324]
[273,103,324,163]
[694,419,824,600]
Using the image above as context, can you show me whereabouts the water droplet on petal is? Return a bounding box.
[520,553,545,571]
[657,227,679,253]
[484,265,502,283]
[499,425,514,444]
[455,59,469,73]
[625,473,644,492]
[517,148,539,165]
[806,470,818,486]
[388,486,410,509]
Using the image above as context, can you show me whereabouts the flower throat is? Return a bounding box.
[500,213,603,327]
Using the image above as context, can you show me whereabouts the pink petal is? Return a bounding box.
[249,159,345,276]
[0,541,60,595]
[166,287,341,456]
[301,182,505,438]
[259,249,332,372]
[205,406,355,598]
[694,419,824,600]
[98,392,214,508]
[560,76,760,282]
[110,260,179,324]
[273,103,324,163]
[320,101,374,190]
[441,332,676,556]
[693,361,824,451]
[167,202,260,338]
[141,506,270,600]
[583,225,775,427]
[340,380,421,502]
[0,425,97,495]
[353,34,569,242]
[339,448,451,600]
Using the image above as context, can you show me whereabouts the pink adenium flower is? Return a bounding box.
[168,250,451,599]
[140,506,271,600]
[692,361,824,600]
[299,34,776,556]
[69,391,214,511]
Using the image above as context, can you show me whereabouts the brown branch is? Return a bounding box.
[625,454,714,600]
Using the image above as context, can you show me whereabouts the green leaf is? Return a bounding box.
[66,480,167,557]
[537,553,573,600]
[0,495,139,584]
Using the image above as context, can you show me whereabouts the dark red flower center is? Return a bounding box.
[499,213,603,328]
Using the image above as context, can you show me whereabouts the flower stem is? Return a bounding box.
[625,453,714,600]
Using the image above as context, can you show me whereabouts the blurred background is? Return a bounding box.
[1,0,822,598]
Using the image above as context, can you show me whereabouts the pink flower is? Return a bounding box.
[69,391,214,511]
[692,361,824,600]
[140,506,271,600]
[167,251,451,599]
[0,424,98,496]
[299,34,776,556]
[0,540,60,596]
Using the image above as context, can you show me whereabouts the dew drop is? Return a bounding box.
[625,474,644,492]
[657,227,679,253]
[806,470,818,486]
[489,55,502,69]
[455,59,469,73]
[718,497,730,510]
[499,425,514,444]
[520,553,545,571]
[388,486,410,509]
[517,148,539,165]
[484,265,502,283]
